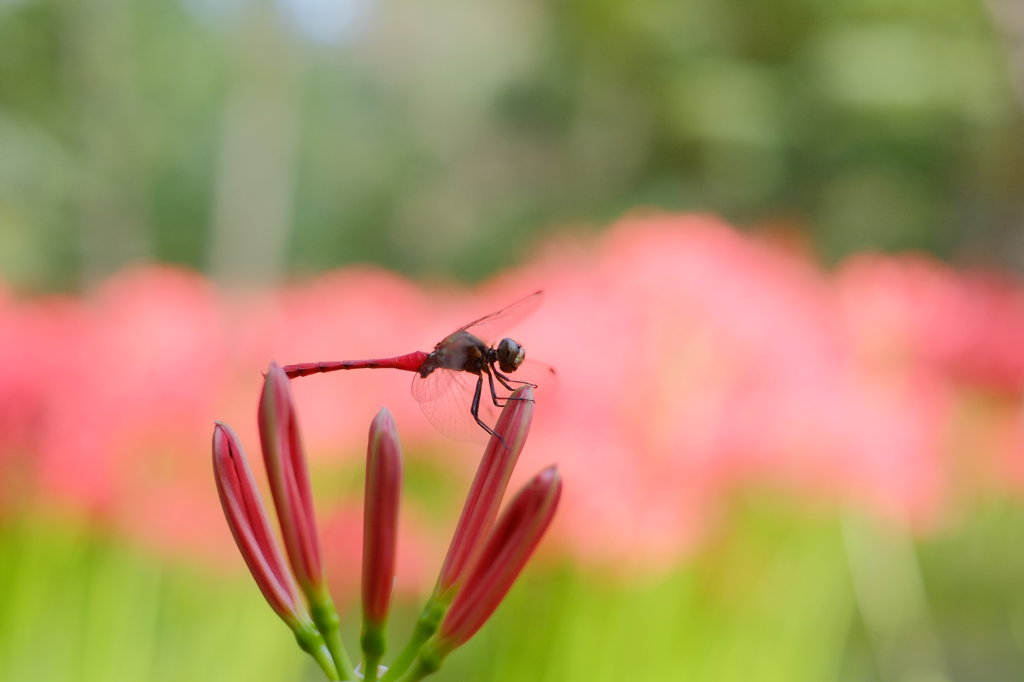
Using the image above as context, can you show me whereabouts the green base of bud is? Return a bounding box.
[311,592,357,682]
[361,626,386,660]
[379,597,448,682]
[291,620,339,680]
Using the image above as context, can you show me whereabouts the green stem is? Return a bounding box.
[363,655,381,682]
[379,597,447,682]
[392,660,431,682]
[361,623,386,682]
[292,621,341,681]
[311,594,358,682]
[392,643,445,682]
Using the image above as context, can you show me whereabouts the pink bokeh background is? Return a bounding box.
[3,213,1024,594]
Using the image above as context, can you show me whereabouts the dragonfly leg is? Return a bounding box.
[483,366,534,409]
[469,373,501,441]
[492,369,538,397]
[484,366,505,408]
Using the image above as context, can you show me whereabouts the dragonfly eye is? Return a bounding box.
[496,338,525,373]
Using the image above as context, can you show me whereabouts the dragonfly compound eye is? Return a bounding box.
[496,338,525,373]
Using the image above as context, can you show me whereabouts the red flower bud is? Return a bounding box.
[212,422,305,626]
[258,362,324,596]
[363,408,403,626]
[435,385,534,596]
[436,465,561,652]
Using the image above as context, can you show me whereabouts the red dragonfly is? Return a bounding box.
[283,291,552,441]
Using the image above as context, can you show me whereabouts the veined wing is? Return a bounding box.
[410,369,500,443]
[455,290,543,345]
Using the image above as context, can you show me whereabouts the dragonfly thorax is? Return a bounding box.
[496,337,525,373]
[420,330,489,377]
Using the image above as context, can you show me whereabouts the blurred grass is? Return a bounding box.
[0,516,301,682]
[475,499,853,682]
[6,495,1024,681]
[1,0,1022,290]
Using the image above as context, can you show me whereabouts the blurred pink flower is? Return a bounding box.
[0,285,83,511]
[516,215,855,568]
[9,267,231,559]
[5,213,1024,583]
[836,255,1024,394]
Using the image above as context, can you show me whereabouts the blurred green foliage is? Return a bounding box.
[6,496,1024,681]
[1,0,1022,291]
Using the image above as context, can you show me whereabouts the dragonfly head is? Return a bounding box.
[496,338,525,373]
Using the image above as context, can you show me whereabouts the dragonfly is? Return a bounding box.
[282,291,552,442]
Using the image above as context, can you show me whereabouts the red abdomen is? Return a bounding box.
[283,351,429,378]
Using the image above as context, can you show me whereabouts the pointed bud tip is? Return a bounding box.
[537,465,559,486]
[369,408,400,453]
[212,422,239,457]
[371,407,396,432]
[510,384,534,401]
[519,465,562,519]
[262,361,290,392]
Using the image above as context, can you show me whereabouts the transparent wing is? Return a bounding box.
[455,290,543,345]
[410,369,498,443]
[502,358,559,399]
[411,287,549,443]
[410,361,556,443]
